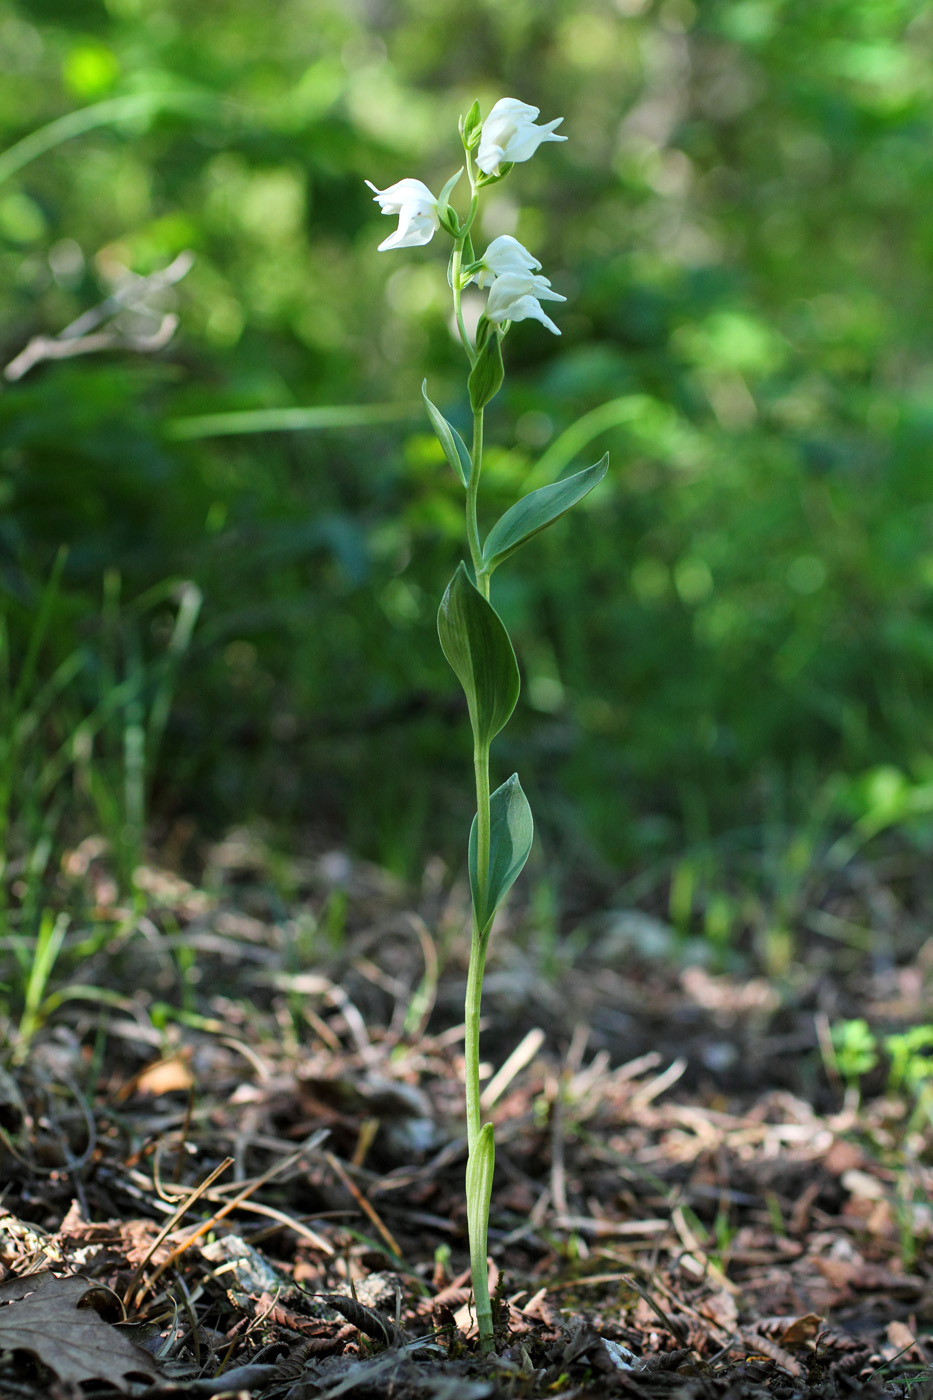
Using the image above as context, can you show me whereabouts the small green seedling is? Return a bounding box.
[885,1025,933,1099]
[367,98,606,1351]
[830,1017,879,1101]
[830,1017,933,1131]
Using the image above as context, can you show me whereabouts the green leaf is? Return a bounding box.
[437,563,519,749]
[469,772,534,933]
[482,455,609,572]
[421,381,471,486]
[437,166,463,235]
[468,318,504,412]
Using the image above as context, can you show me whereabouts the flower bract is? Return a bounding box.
[476,99,566,177]
[484,270,566,336]
[365,178,439,251]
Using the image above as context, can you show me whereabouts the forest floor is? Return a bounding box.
[1,826,931,1399]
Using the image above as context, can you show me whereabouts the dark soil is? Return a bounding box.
[0,829,931,1398]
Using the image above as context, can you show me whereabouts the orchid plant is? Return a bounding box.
[367,97,607,1352]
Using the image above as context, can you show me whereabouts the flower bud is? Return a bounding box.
[459,99,483,151]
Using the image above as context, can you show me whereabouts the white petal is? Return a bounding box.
[528,274,566,303]
[486,98,541,125]
[482,235,542,274]
[476,139,507,175]
[500,118,565,166]
[366,177,437,213]
[511,295,562,335]
[376,204,438,251]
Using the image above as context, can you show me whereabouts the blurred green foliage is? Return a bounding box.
[2,0,933,892]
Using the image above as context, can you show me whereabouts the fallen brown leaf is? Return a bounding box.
[134,1053,195,1095]
[780,1312,824,1346]
[0,1270,158,1390]
[886,1320,920,1357]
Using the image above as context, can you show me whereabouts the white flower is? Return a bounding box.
[474,235,542,289]
[365,178,439,251]
[476,98,566,177]
[484,270,566,336]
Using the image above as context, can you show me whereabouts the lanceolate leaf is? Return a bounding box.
[482,455,608,572]
[422,381,471,486]
[437,564,519,748]
[469,773,534,933]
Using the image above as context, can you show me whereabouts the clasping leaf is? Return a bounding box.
[437,563,519,748]
[469,772,534,934]
[466,1121,495,1240]
[482,455,608,573]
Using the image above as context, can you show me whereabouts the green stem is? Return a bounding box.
[462,397,490,1158]
[461,147,479,233]
[472,739,492,963]
[451,242,475,366]
[466,408,487,594]
[451,155,479,362]
[465,402,493,1349]
[465,736,493,1350]
[464,916,487,1155]
[454,150,494,1350]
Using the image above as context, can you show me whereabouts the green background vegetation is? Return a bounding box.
[3,0,933,945]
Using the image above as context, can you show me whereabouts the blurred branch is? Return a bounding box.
[3,251,194,383]
[165,402,419,440]
[0,91,226,187]
[525,396,653,488]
